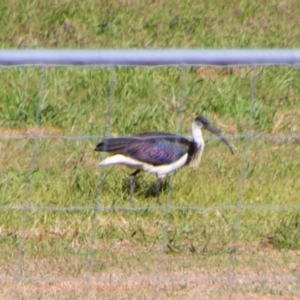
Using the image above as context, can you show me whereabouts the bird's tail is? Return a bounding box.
[95,138,132,153]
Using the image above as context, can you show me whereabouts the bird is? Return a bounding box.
[95,116,234,197]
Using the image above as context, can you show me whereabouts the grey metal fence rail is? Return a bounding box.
[1,49,300,66]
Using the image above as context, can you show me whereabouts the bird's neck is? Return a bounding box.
[188,121,204,168]
[191,121,204,147]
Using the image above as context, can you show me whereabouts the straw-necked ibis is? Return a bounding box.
[95,116,234,196]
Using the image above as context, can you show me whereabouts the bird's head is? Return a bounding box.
[194,116,234,154]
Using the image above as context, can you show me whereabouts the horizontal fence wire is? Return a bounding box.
[0,204,300,212]
[0,274,298,284]
[1,134,300,141]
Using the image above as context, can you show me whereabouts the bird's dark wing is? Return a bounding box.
[95,132,190,166]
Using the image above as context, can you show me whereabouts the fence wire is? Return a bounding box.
[0,63,299,298]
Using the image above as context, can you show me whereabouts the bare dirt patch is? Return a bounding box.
[0,243,299,299]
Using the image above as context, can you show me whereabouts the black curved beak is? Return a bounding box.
[206,124,235,154]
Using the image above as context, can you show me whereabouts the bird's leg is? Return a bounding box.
[155,177,163,198]
[129,169,140,197]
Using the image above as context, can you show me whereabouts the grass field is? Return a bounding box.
[1,1,300,299]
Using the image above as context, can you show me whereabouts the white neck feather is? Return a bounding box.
[192,121,204,146]
[189,121,205,169]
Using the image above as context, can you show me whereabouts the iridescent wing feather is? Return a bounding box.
[95,132,190,166]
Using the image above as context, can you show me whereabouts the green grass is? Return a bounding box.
[0,1,300,298]
[1,1,300,48]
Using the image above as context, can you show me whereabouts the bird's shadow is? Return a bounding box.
[120,175,170,200]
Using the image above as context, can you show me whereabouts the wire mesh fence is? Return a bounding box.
[0,55,300,299]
